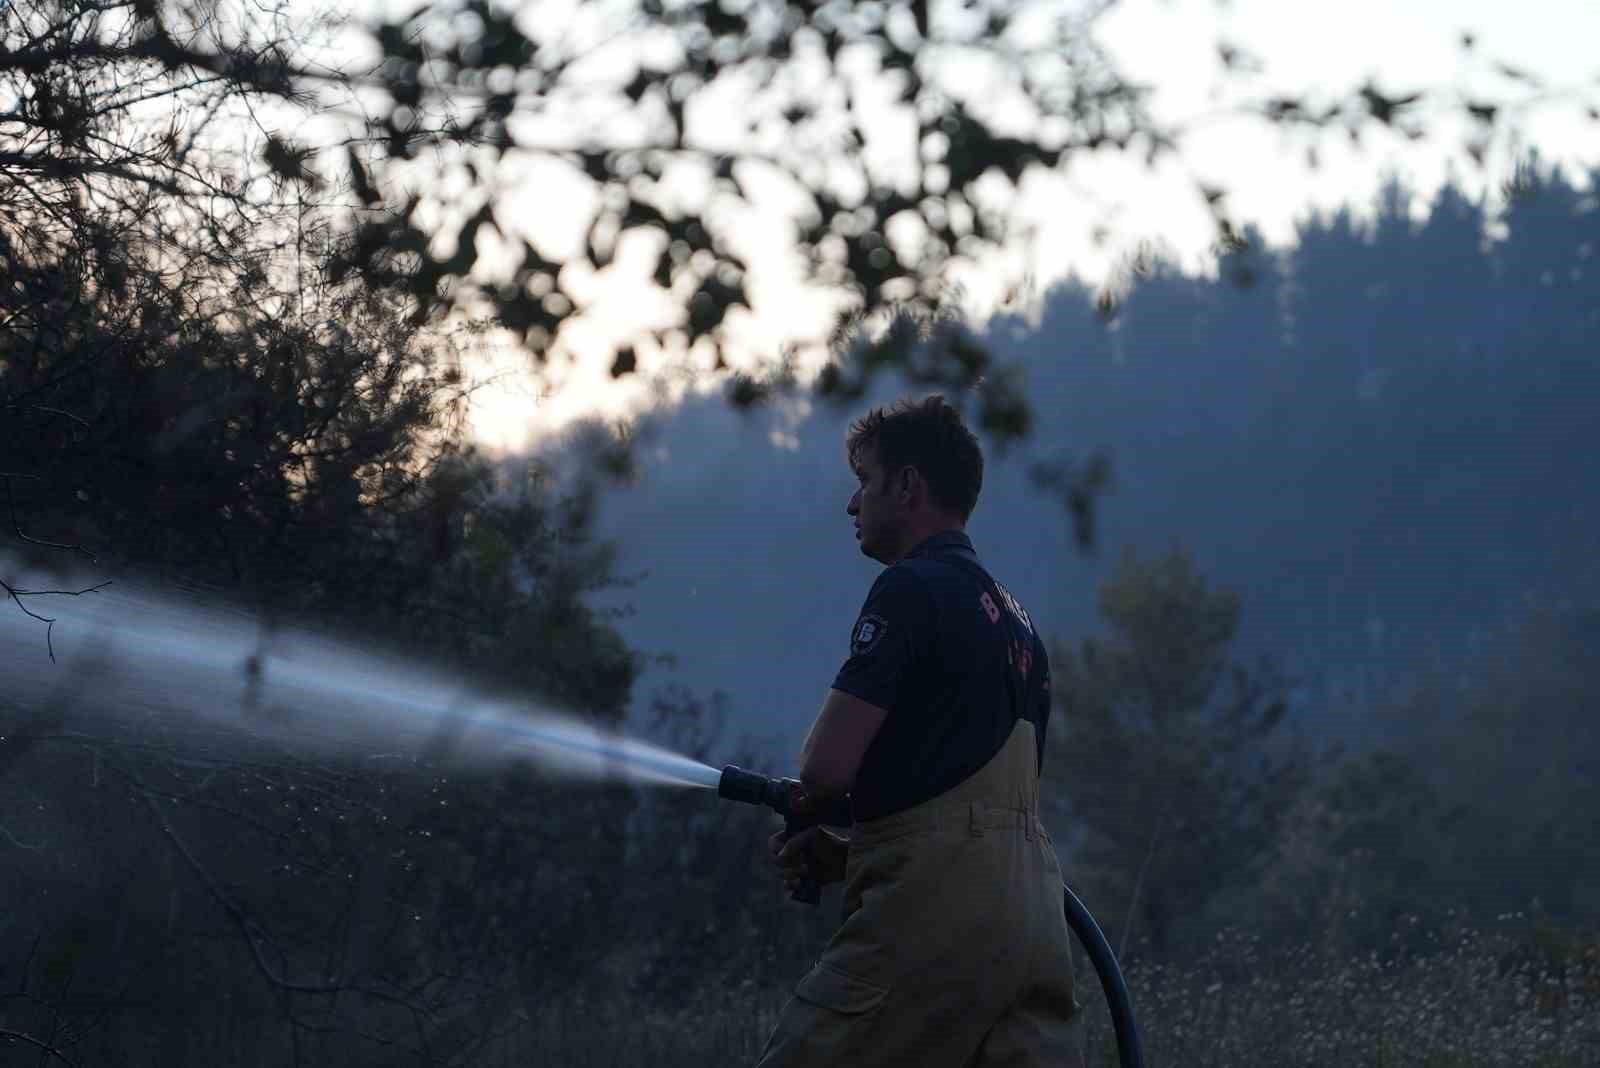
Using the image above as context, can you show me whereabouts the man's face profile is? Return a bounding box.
[848,445,898,564]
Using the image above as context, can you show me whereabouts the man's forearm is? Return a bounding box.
[798,688,889,798]
[799,768,849,801]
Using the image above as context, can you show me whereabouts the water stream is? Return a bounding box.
[0,561,721,789]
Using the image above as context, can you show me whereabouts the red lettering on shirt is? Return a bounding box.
[1010,638,1032,679]
[979,591,1001,624]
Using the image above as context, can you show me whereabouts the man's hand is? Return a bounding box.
[769,825,849,894]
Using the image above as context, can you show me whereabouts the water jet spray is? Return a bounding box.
[0,560,724,790]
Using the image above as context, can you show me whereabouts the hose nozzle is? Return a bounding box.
[717,764,792,813]
[717,765,852,905]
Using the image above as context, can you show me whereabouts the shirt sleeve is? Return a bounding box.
[830,565,933,711]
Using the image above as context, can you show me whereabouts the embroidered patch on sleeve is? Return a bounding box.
[850,614,888,656]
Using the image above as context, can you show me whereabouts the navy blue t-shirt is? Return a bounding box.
[831,530,1051,821]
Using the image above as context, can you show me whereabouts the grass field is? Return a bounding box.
[498,919,1599,1067]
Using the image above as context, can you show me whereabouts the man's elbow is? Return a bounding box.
[799,762,854,800]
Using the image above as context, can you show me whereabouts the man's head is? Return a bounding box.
[846,395,984,564]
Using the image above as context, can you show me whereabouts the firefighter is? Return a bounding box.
[757,394,1084,1068]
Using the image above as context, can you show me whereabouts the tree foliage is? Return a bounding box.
[330,0,1598,435]
[1044,545,1321,961]
[10,0,1592,449]
[2,4,669,1057]
[1288,583,1600,956]
[5,0,1596,580]
[0,448,658,1061]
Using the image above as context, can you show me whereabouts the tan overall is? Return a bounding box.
[756,720,1085,1068]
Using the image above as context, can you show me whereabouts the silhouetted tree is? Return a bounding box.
[1243,580,1600,964]
[9,0,1591,460]
[328,1,1600,431]
[0,453,653,1062]
[1044,545,1318,961]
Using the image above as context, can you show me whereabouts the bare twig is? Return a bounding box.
[0,461,111,664]
[3,475,97,561]
[0,575,111,663]
[0,1027,78,1067]
[97,747,442,1027]
[0,404,91,433]
[1119,792,1175,962]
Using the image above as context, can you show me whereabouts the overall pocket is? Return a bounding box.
[794,962,890,1015]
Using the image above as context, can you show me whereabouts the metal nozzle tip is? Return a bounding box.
[717,764,769,805]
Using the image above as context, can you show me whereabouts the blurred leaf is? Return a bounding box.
[348,147,381,206]
[262,134,321,188]
[1360,85,1422,125]
[1495,62,1538,85]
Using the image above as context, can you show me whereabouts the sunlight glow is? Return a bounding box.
[336,0,1600,448]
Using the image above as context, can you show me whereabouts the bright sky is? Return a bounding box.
[343,0,1600,452]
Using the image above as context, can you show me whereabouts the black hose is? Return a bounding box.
[1063,883,1145,1068]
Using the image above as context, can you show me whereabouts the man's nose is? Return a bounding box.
[847,490,859,515]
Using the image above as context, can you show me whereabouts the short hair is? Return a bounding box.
[846,394,984,520]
